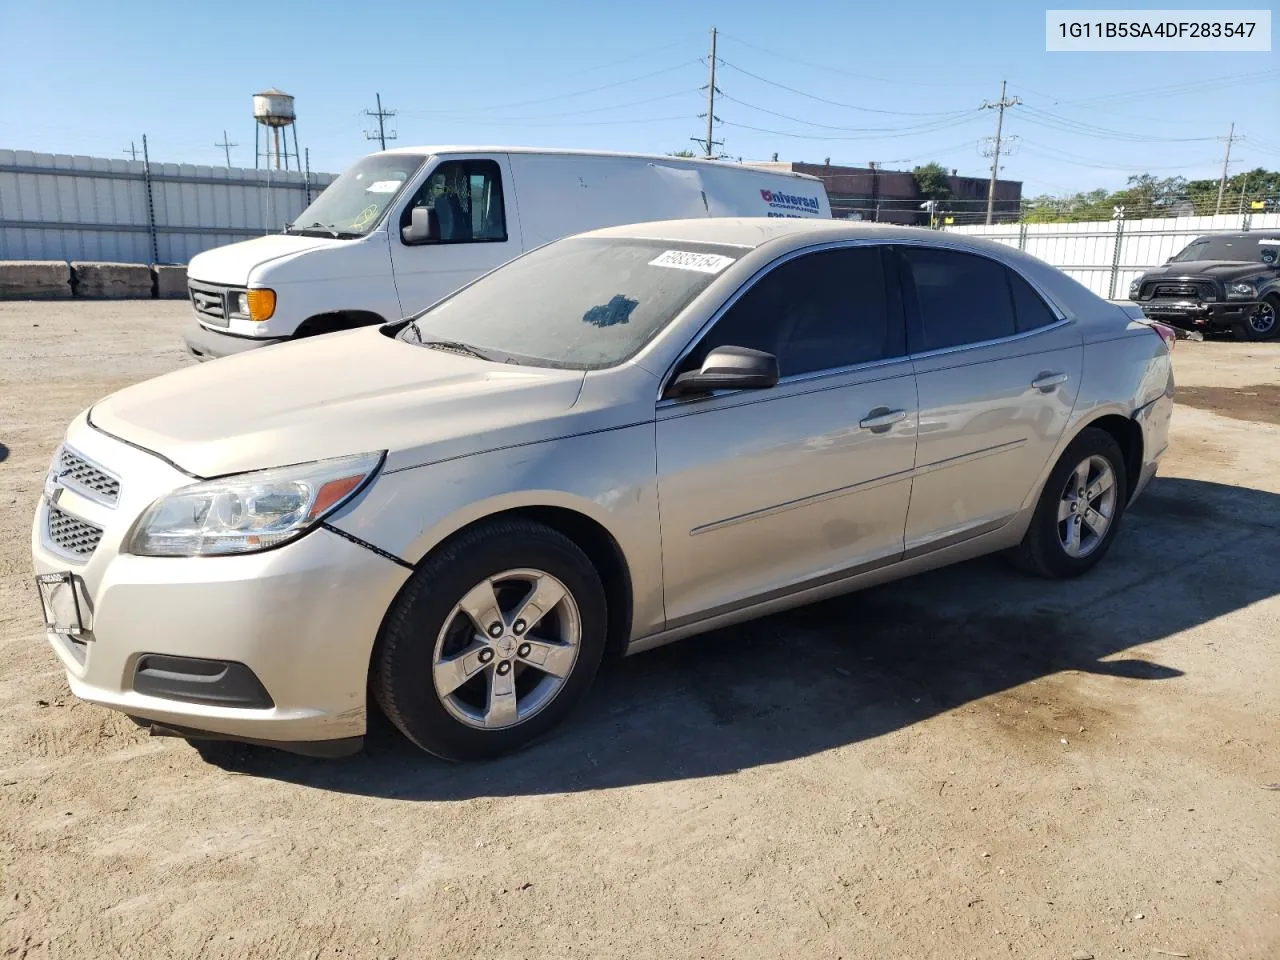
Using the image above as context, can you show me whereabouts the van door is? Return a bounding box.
[388,154,523,317]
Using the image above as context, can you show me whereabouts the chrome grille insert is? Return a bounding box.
[47,505,104,560]
[189,280,231,328]
[57,447,120,507]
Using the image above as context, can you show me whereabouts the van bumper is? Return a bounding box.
[183,321,287,362]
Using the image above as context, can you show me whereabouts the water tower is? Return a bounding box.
[253,88,300,171]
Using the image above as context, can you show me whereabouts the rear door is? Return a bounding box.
[655,244,918,626]
[388,154,522,317]
[895,244,1081,554]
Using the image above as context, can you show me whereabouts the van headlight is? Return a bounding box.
[127,452,384,557]
[234,288,277,321]
[1128,279,1141,299]
[1226,282,1257,299]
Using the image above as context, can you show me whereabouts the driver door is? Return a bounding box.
[655,245,918,626]
[388,155,523,317]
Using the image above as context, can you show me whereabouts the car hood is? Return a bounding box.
[90,329,588,478]
[1141,261,1270,283]
[186,233,352,286]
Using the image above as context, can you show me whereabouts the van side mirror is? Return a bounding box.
[401,206,437,244]
[668,346,779,398]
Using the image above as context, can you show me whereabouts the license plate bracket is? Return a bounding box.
[36,571,88,639]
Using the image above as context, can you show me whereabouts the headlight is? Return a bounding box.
[1227,282,1257,299]
[127,452,384,557]
[1128,279,1141,299]
[236,288,276,321]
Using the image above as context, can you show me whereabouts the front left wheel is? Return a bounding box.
[372,519,608,761]
[1234,295,1279,342]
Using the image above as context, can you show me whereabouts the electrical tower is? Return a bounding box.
[980,80,1020,225]
[364,93,398,151]
[691,27,723,159]
[123,141,139,162]
[215,129,238,168]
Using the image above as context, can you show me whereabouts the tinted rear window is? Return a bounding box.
[900,247,1017,351]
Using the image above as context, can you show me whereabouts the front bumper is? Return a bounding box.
[1137,299,1261,329]
[183,320,287,362]
[31,417,410,751]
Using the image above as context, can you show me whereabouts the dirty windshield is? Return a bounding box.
[287,154,426,238]
[398,238,740,369]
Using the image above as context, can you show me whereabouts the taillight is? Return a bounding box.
[1140,319,1177,351]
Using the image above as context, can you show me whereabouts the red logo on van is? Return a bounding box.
[760,189,773,202]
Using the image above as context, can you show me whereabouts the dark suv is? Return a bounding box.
[1129,232,1280,341]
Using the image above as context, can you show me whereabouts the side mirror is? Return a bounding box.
[668,345,779,398]
[401,206,436,244]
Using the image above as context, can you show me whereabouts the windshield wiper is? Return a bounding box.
[288,221,358,239]
[419,338,509,363]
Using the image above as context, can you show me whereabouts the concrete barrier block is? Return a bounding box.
[0,260,72,299]
[71,262,154,299]
[153,264,188,299]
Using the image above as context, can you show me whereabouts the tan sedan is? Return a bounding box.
[32,219,1174,760]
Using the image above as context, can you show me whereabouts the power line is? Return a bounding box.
[364,92,397,151]
[122,141,139,162]
[1019,105,1220,143]
[980,80,1020,224]
[214,129,238,167]
[398,89,697,123]
[717,59,973,117]
[715,31,991,88]
[718,92,982,135]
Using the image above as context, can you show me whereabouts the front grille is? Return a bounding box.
[1142,280,1217,301]
[189,281,230,328]
[57,447,120,507]
[47,505,104,559]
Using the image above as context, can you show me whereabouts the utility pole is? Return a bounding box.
[691,27,723,159]
[215,129,238,168]
[364,93,397,151]
[123,141,139,162]
[1215,122,1239,215]
[980,80,1020,225]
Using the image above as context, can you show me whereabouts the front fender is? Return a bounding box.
[327,422,666,640]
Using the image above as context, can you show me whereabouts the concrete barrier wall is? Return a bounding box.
[0,260,72,299]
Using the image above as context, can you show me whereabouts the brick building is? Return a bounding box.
[749,160,1022,225]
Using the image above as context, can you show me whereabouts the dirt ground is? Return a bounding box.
[1,301,1278,960]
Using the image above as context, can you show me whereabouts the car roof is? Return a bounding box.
[581,217,966,250]
[374,146,823,182]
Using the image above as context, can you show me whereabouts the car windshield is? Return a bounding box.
[1171,235,1280,263]
[397,238,742,369]
[287,154,426,238]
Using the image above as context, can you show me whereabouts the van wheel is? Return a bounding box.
[1008,428,1128,579]
[371,519,607,761]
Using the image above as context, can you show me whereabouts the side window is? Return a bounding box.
[680,247,897,380]
[401,159,507,244]
[1008,269,1059,332]
[899,247,1016,352]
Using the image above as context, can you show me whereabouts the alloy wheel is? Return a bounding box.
[431,568,581,730]
[1057,455,1119,559]
[1248,301,1276,336]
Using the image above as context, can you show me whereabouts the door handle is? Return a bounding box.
[859,408,907,432]
[1032,372,1069,392]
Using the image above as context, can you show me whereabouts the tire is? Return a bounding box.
[1008,427,1129,580]
[371,519,607,761]
[1233,295,1280,342]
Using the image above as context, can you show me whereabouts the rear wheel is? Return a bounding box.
[1234,295,1279,342]
[371,519,607,761]
[1008,427,1128,579]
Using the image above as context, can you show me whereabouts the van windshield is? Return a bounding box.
[287,154,426,239]
[397,238,741,369]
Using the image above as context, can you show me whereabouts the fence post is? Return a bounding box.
[1107,215,1125,300]
[140,134,160,265]
[304,147,313,206]
[1018,222,1028,251]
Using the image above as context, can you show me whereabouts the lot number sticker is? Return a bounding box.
[648,250,736,274]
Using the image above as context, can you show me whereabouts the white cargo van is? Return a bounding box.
[182,146,832,359]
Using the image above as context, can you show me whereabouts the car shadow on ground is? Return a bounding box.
[197,475,1280,798]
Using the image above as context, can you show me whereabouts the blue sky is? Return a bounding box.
[1,0,1277,197]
